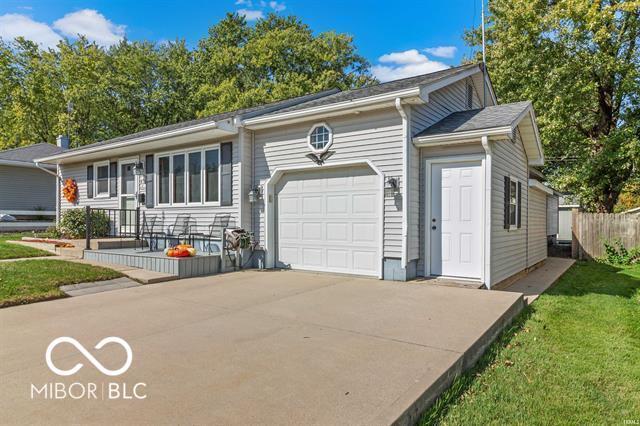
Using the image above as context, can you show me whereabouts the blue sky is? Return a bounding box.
[0,0,483,81]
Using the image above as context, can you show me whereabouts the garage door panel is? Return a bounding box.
[353,223,376,243]
[326,223,349,242]
[326,195,348,214]
[352,194,377,214]
[327,250,349,269]
[302,222,323,240]
[276,166,380,277]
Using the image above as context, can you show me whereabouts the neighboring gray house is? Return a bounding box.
[35,63,551,288]
[0,143,62,216]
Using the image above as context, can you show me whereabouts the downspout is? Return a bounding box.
[395,97,409,268]
[35,161,62,225]
[481,136,492,288]
[236,118,245,230]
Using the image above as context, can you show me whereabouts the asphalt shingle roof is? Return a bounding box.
[415,101,531,137]
[258,63,480,116]
[0,143,63,163]
[37,62,482,159]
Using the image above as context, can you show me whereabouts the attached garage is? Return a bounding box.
[273,165,382,277]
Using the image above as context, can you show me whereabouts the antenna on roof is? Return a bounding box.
[481,0,487,107]
[481,0,486,65]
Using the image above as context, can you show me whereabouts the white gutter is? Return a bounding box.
[395,98,409,268]
[528,179,554,195]
[481,136,492,288]
[413,126,513,145]
[244,87,422,128]
[34,120,232,163]
[0,159,54,169]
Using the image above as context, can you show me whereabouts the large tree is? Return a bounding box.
[0,12,374,149]
[466,0,640,212]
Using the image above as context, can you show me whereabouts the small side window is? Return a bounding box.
[307,123,333,154]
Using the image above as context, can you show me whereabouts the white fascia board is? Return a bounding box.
[243,87,421,128]
[34,120,235,164]
[412,126,512,146]
[0,159,53,169]
[419,65,481,101]
[528,179,554,195]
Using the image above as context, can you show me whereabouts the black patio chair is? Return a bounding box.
[190,213,231,253]
[166,213,193,245]
[140,213,166,252]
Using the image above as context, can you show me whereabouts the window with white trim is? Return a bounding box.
[307,123,333,154]
[156,146,220,206]
[509,178,518,228]
[95,161,110,197]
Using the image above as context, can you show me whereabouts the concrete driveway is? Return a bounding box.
[0,270,523,425]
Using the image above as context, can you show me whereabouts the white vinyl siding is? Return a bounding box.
[546,194,559,236]
[490,129,529,286]
[252,108,402,258]
[528,187,548,267]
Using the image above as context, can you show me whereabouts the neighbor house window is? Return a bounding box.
[156,145,220,206]
[307,123,333,154]
[95,161,110,197]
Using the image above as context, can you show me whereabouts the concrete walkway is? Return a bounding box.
[0,270,523,425]
[502,257,575,304]
[60,277,141,297]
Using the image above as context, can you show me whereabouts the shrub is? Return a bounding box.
[602,239,640,265]
[59,209,110,239]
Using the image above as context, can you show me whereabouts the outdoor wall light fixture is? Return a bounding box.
[133,161,144,177]
[248,186,262,204]
[385,177,400,198]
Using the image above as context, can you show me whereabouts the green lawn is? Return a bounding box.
[0,259,123,307]
[0,232,54,260]
[422,261,640,425]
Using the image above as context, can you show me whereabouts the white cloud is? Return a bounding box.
[53,9,125,47]
[0,13,62,49]
[237,8,264,20]
[235,0,250,4]
[269,1,286,11]
[423,46,457,59]
[372,49,449,82]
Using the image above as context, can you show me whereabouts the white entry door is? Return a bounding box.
[430,161,483,279]
[275,166,380,276]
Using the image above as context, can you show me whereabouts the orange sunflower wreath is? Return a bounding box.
[62,178,78,204]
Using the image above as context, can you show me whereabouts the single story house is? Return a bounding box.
[0,142,63,229]
[35,63,551,288]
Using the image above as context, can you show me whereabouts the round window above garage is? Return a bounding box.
[307,123,333,154]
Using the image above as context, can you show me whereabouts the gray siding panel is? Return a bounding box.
[251,108,403,258]
[0,165,57,211]
[528,188,548,266]
[59,136,241,233]
[411,78,483,273]
[491,131,529,285]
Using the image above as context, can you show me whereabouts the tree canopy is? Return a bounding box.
[466,0,640,212]
[0,12,374,149]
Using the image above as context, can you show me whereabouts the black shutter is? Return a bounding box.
[220,142,233,206]
[87,165,94,199]
[145,154,154,208]
[504,176,510,229]
[109,161,117,197]
[517,181,522,228]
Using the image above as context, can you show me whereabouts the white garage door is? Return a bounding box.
[275,166,381,276]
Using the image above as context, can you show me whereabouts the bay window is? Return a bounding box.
[156,145,220,206]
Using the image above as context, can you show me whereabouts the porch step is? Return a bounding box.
[60,277,141,297]
[76,258,178,284]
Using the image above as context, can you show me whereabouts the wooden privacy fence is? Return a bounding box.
[571,210,640,260]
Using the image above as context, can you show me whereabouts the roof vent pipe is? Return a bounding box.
[56,135,70,150]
